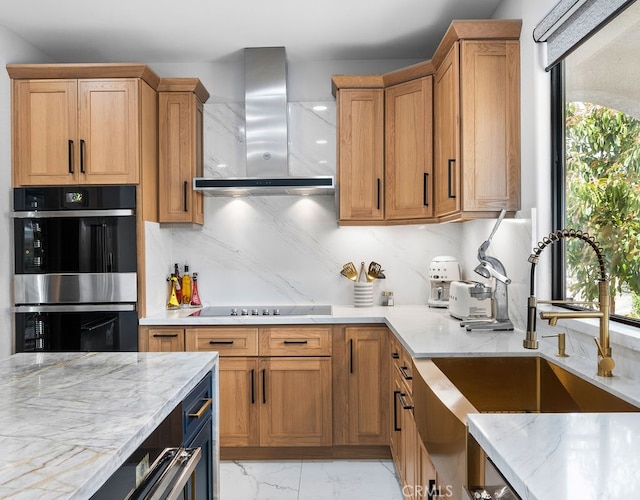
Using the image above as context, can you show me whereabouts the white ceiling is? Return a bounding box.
[0,0,504,63]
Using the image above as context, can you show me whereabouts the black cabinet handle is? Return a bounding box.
[399,365,412,380]
[80,139,86,173]
[68,140,74,173]
[391,352,400,360]
[398,392,413,410]
[349,338,354,374]
[393,390,401,431]
[283,340,308,345]
[250,369,255,405]
[447,158,456,199]
[209,340,234,345]
[152,333,178,338]
[376,178,381,210]
[428,479,437,500]
[423,172,429,206]
[183,181,188,212]
[261,369,266,404]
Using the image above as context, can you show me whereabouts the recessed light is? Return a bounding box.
[313,105,327,111]
[316,139,327,145]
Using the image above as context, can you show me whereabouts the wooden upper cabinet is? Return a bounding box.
[158,78,209,224]
[12,77,142,186]
[434,39,521,219]
[336,88,384,223]
[434,44,461,218]
[385,77,434,220]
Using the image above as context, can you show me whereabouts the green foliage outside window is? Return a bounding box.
[565,102,640,317]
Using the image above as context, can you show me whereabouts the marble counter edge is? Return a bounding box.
[67,352,218,499]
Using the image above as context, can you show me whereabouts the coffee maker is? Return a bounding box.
[428,256,460,307]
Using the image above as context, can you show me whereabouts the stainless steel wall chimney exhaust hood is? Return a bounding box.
[193,47,334,196]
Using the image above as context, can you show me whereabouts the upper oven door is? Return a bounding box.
[13,186,137,305]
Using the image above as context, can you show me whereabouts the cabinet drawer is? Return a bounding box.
[391,335,413,394]
[259,327,332,356]
[186,328,259,356]
[183,371,213,444]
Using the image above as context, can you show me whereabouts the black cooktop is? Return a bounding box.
[189,305,332,317]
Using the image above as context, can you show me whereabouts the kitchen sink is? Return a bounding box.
[412,356,639,496]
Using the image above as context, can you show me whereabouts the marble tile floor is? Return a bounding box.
[220,459,404,500]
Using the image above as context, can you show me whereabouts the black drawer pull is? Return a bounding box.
[209,340,234,345]
[393,391,401,431]
[283,340,308,345]
[250,369,255,404]
[399,365,412,380]
[80,139,86,173]
[398,392,413,410]
[68,140,74,173]
[153,333,178,338]
[447,158,456,199]
[391,352,400,359]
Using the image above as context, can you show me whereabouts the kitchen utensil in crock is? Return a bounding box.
[366,261,382,282]
[341,262,358,281]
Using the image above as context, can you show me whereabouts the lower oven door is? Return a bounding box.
[14,304,138,352]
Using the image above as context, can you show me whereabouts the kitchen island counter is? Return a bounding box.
[0,351,218,499]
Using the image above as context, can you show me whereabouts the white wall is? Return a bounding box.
[0,26,52,359]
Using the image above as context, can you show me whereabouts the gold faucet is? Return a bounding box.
[523,229,615,377]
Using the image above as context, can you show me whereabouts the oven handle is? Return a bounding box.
[11,209,135,218]
[13,304,136,313]
[128,446,202,500]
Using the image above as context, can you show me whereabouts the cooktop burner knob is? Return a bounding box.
[241,308,248,316]
[262,308,270,315]
[231,308,238,316]
[273,308,280,315]
[251,309,259,316]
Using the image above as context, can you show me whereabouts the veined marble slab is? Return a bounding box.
[0,351,218,499]
[468,412,640,500]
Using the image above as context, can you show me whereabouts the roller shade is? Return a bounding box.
[534,0,635,69]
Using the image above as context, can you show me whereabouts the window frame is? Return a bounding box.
[550,62,640,328]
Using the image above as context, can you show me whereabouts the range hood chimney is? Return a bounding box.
[194,47,334,196]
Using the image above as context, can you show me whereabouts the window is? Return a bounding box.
[551,0,640,326]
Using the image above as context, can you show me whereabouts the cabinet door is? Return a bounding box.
[460,40,521,212]
[77,79,140,184]
[12,79,78,186]
[219,357,260,447]
[158,92,204,223]
[434,42,461,218]
[337,89,384,222]
[147,328,185,351]
[260,357,332,446]
[385,77,434,220]
[343,327,389,445]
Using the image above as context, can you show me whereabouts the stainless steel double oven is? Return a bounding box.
[13,185,138,352]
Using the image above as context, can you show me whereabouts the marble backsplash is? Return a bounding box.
[147,98,534,332]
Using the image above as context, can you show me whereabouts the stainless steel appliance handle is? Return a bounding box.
[128,447,202,500]
[12,209,135,218]
[13,304,136,313]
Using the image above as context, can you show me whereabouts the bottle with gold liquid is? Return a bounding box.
[181,264,192,306]
[190,272,202,307]
[167,275,180,309]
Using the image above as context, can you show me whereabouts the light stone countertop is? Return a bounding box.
[0,351,218,500]
[142,304,640,499]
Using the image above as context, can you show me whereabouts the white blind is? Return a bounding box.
[534,0,635,69]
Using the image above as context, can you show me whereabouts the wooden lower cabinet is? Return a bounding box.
[334,326,389,445]
[142,324,408,462]
[219,357,259,447]
[260,357,332,446]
